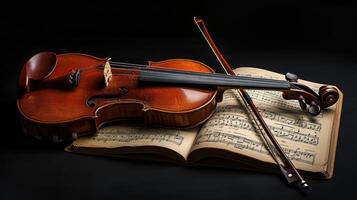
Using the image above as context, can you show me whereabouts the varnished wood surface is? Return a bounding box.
[17,53,218,139]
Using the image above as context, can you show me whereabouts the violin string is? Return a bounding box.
[108,61,290,87]
[110,60,268,80]
[110,61,149,68]
[115,69,288,89]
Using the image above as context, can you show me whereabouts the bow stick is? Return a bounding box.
[194,17,308,189]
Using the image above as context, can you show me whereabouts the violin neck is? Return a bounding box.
[139,69,291,91]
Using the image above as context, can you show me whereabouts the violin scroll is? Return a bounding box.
[319,85,339,108]
[283,73,339,116]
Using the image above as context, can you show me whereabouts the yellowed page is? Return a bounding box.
[191,67,341,172]
[70,123,198,160]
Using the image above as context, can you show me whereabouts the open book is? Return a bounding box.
[66,67,343,179]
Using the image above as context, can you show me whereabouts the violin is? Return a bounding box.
[17,52,339,142]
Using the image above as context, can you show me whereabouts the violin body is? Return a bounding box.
[17,53,219,141]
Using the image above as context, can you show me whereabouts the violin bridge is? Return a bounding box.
[103,59,112,87]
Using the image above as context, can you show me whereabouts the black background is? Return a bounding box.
[2,0,357,200]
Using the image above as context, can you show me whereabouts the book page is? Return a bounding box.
[191,67,341,172]
[69,123,198,160]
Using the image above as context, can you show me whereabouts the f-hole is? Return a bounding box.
[87,87,128,107]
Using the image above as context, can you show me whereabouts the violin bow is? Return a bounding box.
[194,17,308,189]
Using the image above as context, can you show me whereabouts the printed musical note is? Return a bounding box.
[205,113,319,145]
[93,128,185,146]
[195,131,316,165]
[216,105,322,132]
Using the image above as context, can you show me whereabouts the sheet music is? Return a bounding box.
[71,124,198,159]
[191,67,338,172]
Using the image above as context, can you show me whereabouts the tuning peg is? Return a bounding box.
[298,95,307,111]
[66,69,81,87]
[308,102,321,116]
[285,72,299,82]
